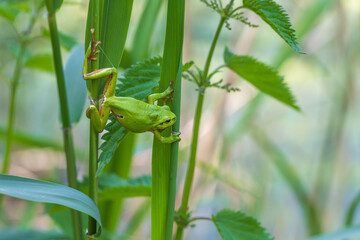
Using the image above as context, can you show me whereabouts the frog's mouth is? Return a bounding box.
[157,118,175,128]
[112,110,124,119]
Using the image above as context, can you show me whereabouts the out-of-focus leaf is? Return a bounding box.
[308,226,360,240]
[0,174,102,236]
[243,0,302,53]
[46,204,87,239]
[42,28,77,51]
[7,42,31,62]
[97,56,162,175]
[0,229,67,240]
[213,209,274,240]
[61,44,87,124]
[24,54,54,72]
[224,47,299,110]
[98,174,151,200]
[0,1,30,22]
[0,8,15,21]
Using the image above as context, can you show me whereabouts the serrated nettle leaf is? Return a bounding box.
[97,173,151,200]
[213,209,274,240]
[0,174,102,236]
[24,54,55,72]
[243,0,303,53]
[97,57,162,175]
[60,44,87,124]
[224,47,299,110]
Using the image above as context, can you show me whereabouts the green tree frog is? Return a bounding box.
[82,30,180,143]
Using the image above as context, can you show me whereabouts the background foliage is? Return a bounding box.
[0,0,359,239]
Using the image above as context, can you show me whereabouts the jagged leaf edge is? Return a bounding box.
[224,47,299,110]
[98,173,151,200]
[212,209,274,240]
[243,0,303,53]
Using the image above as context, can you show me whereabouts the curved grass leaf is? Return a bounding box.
[0,174,102,235]
[97,56,162,175]
[98,174,151,200]
[0,1,30,22]
[213,209,273,240]
[224,47,299,110]
[308,225,360,240]
[0,229,67,240]
[243,0,302,53]
[62,44,87,124]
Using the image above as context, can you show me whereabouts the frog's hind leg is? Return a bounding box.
[148,81,174,105]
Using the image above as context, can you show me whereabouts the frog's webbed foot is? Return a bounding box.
[154,130,181,143]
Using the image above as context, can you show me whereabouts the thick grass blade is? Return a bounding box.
[0,174,102,235]
[152,0,185,239]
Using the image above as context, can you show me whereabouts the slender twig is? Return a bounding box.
[0,4,38,208]
[175,11,227,240]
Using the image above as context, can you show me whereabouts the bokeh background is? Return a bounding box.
[0,0,359,239]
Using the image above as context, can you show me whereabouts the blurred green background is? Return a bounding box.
[0,0,359,239]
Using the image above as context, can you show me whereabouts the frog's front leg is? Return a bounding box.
[153,130,181,144]
[148,83,174,105]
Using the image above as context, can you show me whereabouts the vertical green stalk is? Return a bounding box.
[0,5,38,208]
[87,0,101,237]
[152,0,185,239]
[45,1,83,239]
[175,16,226,240]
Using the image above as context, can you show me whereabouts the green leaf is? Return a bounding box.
[0,174,102,236]
[308,225,360,240]
[24,54,54,72]
[0,1,30,22]
[224,47,299,110]
[243,0,302,53]
[61,44,87,124]
[45,204,87,239]
[0,229,67,240]
[98,174,151,200]
[213,209,273,240]
[97,56,162,175]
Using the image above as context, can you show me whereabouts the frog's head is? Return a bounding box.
[154,110,176,131]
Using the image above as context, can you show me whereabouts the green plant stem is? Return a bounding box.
[46,2,83,239]
[1,45,24,175]
[87,0,101,237]
[175,16,225,240]
[0,7,38,209]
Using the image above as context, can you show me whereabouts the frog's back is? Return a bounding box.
[107,96,163,132]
